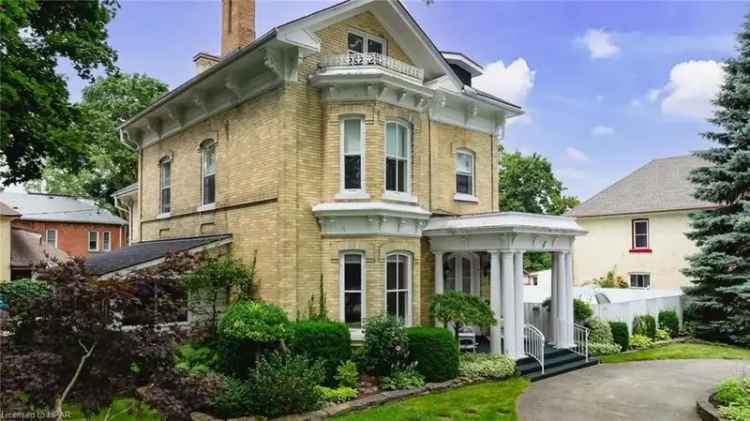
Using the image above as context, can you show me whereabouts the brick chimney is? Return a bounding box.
[221,0,256,56]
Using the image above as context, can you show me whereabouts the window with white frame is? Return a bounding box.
[88,231,99,252]
[201,141,216,206]
[455,149,475,196]
[160,158,171,214]
[341,117,364,192]
[385,121,410,194]
[340,252,365,330]
[632,219,649,249]
[347,30,385,55]
[385,252,410,325]
[629,273,651,289]
[103,231,111,252]
[46,229,57,248]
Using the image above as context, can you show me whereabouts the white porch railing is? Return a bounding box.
[320,52,425,81]
[524,324,545,374]
[572,323,590,362]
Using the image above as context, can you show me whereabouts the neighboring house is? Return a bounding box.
[114,0,587,359]
[10,226,70,280]
[0,201,20,280]
[569,155,717,289]
[0,192,127,258]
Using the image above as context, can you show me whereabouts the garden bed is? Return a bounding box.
[696,390,729,421]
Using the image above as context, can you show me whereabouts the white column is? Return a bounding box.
[564,251,575,347]
[434,251,444,296]
[550,252,559,345]
[555,252,569,348]
[489,251,502,354]
[513,251,525,359]
[501,251,516,357]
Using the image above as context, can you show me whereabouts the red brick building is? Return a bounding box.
[0,192,127,259]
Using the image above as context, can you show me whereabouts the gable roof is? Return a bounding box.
[0,192,127,225]
[11,227,69,269]
[568,155,718,218]
[0,201,20,217]
[84,234,232,276]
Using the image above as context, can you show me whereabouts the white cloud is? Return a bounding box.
[630,99,642,108]
[473,58,535,106]
[660,60,725,121]
[566,147,589,162]
[646,88,661,103]
[591,125,615,137]
[577,29,620,59]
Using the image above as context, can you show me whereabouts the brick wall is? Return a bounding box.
[12,220,123,257]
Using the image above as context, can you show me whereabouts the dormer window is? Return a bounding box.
[347,30,385,55]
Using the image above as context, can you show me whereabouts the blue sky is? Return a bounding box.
[59,0,748,200]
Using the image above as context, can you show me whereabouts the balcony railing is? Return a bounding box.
[320,52,424,81]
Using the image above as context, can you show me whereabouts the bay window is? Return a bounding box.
[385,252,411,325]
[340,252,365,333]
[385,121,410,195]
[341,117,364,193]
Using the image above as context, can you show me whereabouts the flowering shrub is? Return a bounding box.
[361,315,409,376]
[588,342,621,355]
[458,353,516,382]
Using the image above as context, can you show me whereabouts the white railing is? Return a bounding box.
[573,323,590,362]
[320,52,425,81]
[524,324,545,374]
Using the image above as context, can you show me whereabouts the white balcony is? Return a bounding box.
[320,53,424,82]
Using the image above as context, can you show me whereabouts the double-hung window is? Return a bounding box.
[88,232,99,252]
[201,141,216,206]
[385,121,410,195]
[455,150,475,197]
[385,252,410,325]
[632,219,649,250]
[340,253,365,333]
[46,229,57,248]
[160,159,171,215]
[103,231,111,252]
[630,273,651,289]
[341,117,364,192]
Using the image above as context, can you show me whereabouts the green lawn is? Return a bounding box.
[333,377,529,421]
[600,342,750,364]
[65,398,160,421]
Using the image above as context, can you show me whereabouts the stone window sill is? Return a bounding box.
[196,203,216,212]
[157,212,171,219]
[454,193,479,203]
[382,191,418,204]
[629,248,652,253]
[335,191,371,200]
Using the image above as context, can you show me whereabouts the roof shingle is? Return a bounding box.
[0,192,126,225]
[568,155,717,217]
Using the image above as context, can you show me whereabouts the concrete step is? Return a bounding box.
[527,358,599,382]
[517,351,585,376]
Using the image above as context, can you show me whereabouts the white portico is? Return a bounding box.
[423,212,587,360]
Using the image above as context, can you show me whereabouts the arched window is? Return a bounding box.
[385,252,411,325]
[200,141,216,206]
[455,149,475,197]
[384,120,410,195]
[340,251,365,336]
[159,157,171,215]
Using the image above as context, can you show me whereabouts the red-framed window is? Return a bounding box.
[630,219,651,252]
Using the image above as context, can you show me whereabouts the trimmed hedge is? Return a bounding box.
[632,315,657,339]
[574,299,593,322]
[289,319,352,385]
[658,310,679,337]
[406,327,459,382]
[609,321,630,351]
[643,315,657,339]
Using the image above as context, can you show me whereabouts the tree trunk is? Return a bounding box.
[55,341,96,421]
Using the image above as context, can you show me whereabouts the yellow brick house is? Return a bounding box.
[109,0,587,364]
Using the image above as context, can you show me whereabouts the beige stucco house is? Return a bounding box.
[569,155,717,289]
[110,0,589,365]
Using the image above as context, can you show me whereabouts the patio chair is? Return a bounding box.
[458,327,478,352]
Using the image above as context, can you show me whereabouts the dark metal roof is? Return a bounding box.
[84,234,232,276]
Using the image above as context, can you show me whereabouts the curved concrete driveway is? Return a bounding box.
[518,359,750,421]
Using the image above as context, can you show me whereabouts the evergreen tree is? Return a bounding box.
[684,13,750,345]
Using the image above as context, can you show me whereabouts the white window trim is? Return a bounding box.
[632,218,649,249]
[88,231,99,252]
[159,158,172,216]
[200,140,216,207]
[629,272,651,289]
[339,251,366,340]
[46,229,57,249]
[347,29,387,55]
[455,149,478,201]
[382,120,414,202]
[338,115,367,196]
[103,231,111,252]
[384,251,412,326]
